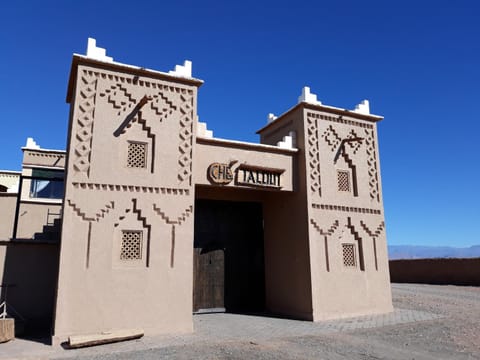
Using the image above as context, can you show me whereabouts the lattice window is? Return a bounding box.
[127,142,147,169]
[342,243,356,267]
[337,170,351,192]
[120,230,143,260]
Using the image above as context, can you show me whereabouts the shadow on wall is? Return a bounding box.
[389,258,480,286]
[0,242,60,338]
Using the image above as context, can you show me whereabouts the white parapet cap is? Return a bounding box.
[78,38,201,83]
[168,60,192,78]
[267,113,277,123]
[86,37,113,62]
[21,137,65,153]
[197,120,213,138]
[24,137,40,149]
[298,86,322,105]
[295,86,381,119]
[353,99,370,115]
[277,135,293,149]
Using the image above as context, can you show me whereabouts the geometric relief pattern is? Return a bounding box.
[72,182,190,195]
[312,203,381,215]
[346,129,362,154]
[306,112,374,129]
[152,204,193,268]
[307,115,321,197]
[100,84,136,117]
[66,199,115,268]
[178,93,194,185]
[66,199,115,222]
[81,69,195,186]
[120,230,143,260]
[73,74,97,177]
[322,125,342,152]
[365,128,380,202]
[150,92,176,121]
[360,220,385,271]
[310,218,339,272]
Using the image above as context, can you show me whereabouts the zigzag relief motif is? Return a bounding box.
[99,84,136,116]
[149,92,177,120]
[67,199,115,268]
[113,199,150,229]
[360,220,385,237]
[152,204,193,225]
[307,115,321,197]
[364,128,380,202]
[73,75,97,177]
[346,217,365,271]
[310,218,339,272]
[346,129,362,154]
[177,93,194,186]
[310,218,339,236]
[153,204,193,268]
[322,125,342,152]
[67,199,115,222]
[359,220,385,271]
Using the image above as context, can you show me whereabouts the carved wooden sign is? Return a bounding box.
[207,162,284,189]
[236,165,284,189]
[207,162,234,185]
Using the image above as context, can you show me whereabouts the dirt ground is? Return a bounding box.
[1,283,479,359]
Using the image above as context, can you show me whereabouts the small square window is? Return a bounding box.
[127,142,147,169]
[337,170,351,192]
[120,230,143,260]
[342,243,356,267]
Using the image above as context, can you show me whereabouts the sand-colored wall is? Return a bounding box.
[54,58,200,342]
[22,149,66,169]
[390,258,480,286]
[0,195,16,240]
[15,202,62,239]
[258,107,314,319]
[302,106,392,319]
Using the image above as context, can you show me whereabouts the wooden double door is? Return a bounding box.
[193,199,265,313]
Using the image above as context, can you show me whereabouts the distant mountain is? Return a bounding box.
[388,245,480,260]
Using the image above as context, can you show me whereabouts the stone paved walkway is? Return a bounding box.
[193,308,442,341]
[0,308,442,359]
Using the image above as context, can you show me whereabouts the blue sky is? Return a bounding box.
[1,1,479,247]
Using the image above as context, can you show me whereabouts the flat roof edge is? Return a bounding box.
[22,148,66,155]
[196,136,298,154]
[67,55,204,103]
[257,102,383,134]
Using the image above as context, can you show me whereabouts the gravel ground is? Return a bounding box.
[1,283,479,359]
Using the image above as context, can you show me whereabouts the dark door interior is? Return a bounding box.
[193,199,265,313]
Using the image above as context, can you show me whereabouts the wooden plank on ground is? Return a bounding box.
[68,328,144,348]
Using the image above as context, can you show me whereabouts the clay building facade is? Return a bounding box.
[0,39,392,343]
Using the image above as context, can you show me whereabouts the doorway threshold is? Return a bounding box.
[193,308,226,314]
